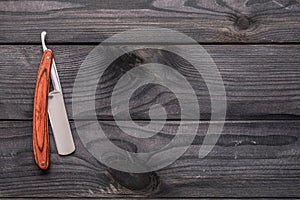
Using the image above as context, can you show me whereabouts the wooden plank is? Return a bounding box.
[0,120,299,197]
[0,0,300,43]
[0,45,300,120]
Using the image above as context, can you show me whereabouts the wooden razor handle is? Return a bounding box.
[33,49,53,170]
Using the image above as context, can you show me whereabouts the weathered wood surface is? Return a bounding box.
[0,45,299,120]
[0,0,300,43]
[1,0,299,198]
[0,120,299,197]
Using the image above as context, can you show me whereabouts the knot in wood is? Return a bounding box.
[236,15,251,30]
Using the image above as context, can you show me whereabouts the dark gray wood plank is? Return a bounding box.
[0,45,300,120]
[0,0,299,43]
[0,120,299,197]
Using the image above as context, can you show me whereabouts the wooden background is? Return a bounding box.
[0,0,300,198]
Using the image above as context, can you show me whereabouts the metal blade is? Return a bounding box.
[48,90,75,155]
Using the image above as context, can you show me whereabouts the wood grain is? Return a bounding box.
[0,45,299,120]
[0,0,299,43]
[0,120,299,197]
[0,0,299,198]
[32,49,53,170]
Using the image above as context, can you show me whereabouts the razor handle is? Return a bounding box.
[33,49,53,170]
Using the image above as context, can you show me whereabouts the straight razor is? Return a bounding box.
[41,31,75,155]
